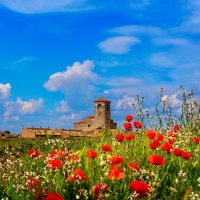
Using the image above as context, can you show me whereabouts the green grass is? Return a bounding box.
[0,88,200,200]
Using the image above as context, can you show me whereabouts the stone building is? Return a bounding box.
[0,131,6,138]
[21,127,71,138]
[0,131,20,138]
[74,97,117,131]
[21,97,117,138]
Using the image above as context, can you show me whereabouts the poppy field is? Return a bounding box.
[0,87,200,200]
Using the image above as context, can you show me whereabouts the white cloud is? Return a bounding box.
[176,0,200,33]
[150,52,176,67]
[0,83,11,99]
[5,116,21,122]
[12,57,34,65]
[60,113,76,120]
[162,93,182,108]
[98,36,141,54]
[4,98,44,121]
[109,25,164,36]
[43,60,101,106]
[0,0,94,14]
[153,37,189,46]
[56,100,70,113]
[103,90,109,94]
[116,95,137,110]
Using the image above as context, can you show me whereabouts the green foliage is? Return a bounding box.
[0,87,200,199]
[4,130,10,134]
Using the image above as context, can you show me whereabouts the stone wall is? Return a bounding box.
[81,118,94,131]
[0,132,6,138]
[21,127,35,138]
[74,123,82,130]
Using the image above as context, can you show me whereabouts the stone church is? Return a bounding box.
[74,97,117,131]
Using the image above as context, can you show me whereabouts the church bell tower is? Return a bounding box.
[93,97,111,128]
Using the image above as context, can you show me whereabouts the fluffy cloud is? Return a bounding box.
[0,83,11,99]
[162,93,182,108]
[109,25,164,36]
[98,36,141,54]
[103,90,109,94]
[4,98,44,121]
[116,95,137,110]
[44,60,101,107]
[60,113,76,120]
[56,100,70,113]
[0,0,93,14]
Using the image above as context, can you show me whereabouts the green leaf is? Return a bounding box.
[179,186,193,200]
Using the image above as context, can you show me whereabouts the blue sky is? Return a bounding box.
[0,0,200,133]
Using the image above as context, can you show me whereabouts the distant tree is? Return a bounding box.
[4,130,10,134]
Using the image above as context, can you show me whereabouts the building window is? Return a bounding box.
[98,103,101,108]
[106,104,109,111]
[88,124,90,127]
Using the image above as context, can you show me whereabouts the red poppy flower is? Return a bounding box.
[148,154,165,166]
[134,121,143,129]
[162,142,173,154]
[125,134,135,140]
[130,181,149,198]
[46,159,62,170]
[28,150,41,158]
[67,169,88,181]
[168,130,178,137]
[128,161,139,171]
[44,192,64,200]
[86,149,98,159]
[49,150,66,159]
[115,134,125,142]
[149,140,161,149]
[182,151,193,160]
[92,183,108,199]
[107,166,125,180]
[102,145,112,152]
[168,137,176,144]
[173,125,180,131]
[192,138,200,144]
[124,122,132,131]
[26,177,41,190]
[107,155,124,166]
[126,115,134,122]
[157,134,164,141]
[146,130,156,140]
[173,148,183,157]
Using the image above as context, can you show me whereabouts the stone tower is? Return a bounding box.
[93,97,111,128]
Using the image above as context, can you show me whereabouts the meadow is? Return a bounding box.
[0,87,200,200]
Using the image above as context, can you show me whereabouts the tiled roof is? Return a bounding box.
[94,97,110,102]
[82,116,94,120]
[74,121,83,124]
